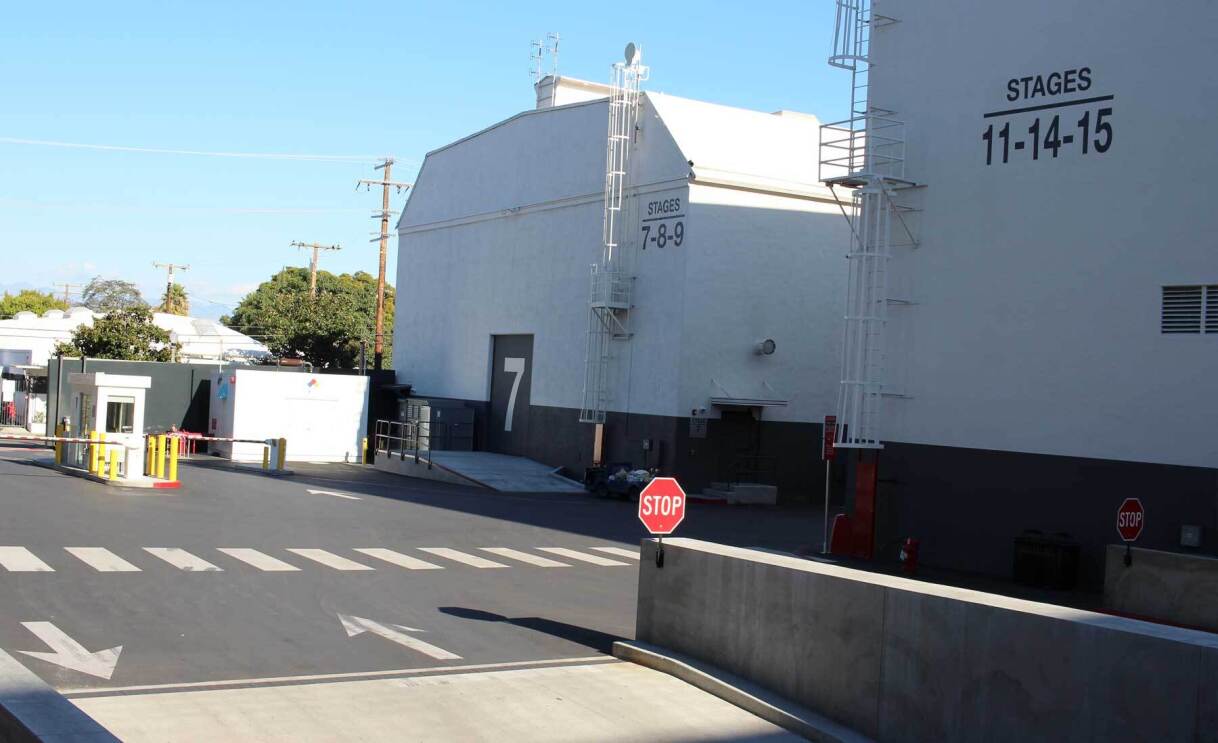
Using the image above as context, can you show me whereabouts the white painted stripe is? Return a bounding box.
[354,548,444,570]
[479,547,569,567]
[65,547,141,572]
[417,547,508,569]
[59,656,616,696]
[590,546,641,560]
[537,547,630,566]
[217,548,301,572]
[0,546,54,572]
[286,549,374,571]
[143,548,222,572]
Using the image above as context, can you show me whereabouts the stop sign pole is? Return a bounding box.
[638,477,687,568]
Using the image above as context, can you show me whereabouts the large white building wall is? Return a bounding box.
[870,0,1218,469]
[395,96,694,417]
[679,184,847,422]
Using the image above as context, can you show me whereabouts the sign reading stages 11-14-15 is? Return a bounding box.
[981,67,1114,166]
[639,191,686,250]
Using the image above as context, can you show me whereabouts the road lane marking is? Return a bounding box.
[339,614,461,660]
[0,546,54,572]
[590,546,641,560]
[479,547,570,567]
[354,548,444,570]
[417,547,508,569]
[59,656,615,696]
[65,547,141,572]
[217,548,301,572]
[286,549,375,571]
[143,548,222,572]
[306,488,361,501]
[538,547,630,566]
[17,621,122,679]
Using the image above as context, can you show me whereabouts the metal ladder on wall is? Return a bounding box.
[579,48,649,424]
[820,0,918,449]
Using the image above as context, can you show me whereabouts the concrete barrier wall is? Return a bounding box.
[1105,545,1218,632]
[636,539,1218,742]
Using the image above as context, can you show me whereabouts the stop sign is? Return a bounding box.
[638,477,686,535]
[1116,498,1144,542]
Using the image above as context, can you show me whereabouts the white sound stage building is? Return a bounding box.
[394,72,849,498]
[817,0,1218,585]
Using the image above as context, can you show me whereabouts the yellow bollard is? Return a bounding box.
[262,443,269,470]
[277,438,287,471]
[89,431,100,474]
[108,446,120,480]
[54,424,63,465]
[145,437,154,476]
[168,438,179,482]
[154,435,166,479]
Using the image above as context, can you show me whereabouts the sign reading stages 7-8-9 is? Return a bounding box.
[639,193,686,249]
[982,67,1114,165]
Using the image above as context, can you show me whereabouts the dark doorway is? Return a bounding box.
[487,334,534,456]
[715,409,763,483]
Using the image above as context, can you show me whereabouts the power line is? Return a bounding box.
[51,283,83,304]
[0,137,386,163]
[357,158,411,370]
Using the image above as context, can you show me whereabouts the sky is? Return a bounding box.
[0,1,847,320]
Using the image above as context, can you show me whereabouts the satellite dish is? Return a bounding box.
[624,42,641,65]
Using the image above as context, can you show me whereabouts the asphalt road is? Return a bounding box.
[0,446,819,696]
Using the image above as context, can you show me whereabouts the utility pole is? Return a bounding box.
[52,283,83,305]
[290,241,342,298]
[152,262,189,295]
[357,158,411,370]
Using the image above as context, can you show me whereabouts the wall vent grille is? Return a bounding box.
[1161,285,1217,334]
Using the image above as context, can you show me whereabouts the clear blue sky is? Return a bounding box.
[0,1,846,319]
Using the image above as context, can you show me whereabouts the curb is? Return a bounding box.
[27,458,182,490]
[0,648,120,742]
[611,640,872,743]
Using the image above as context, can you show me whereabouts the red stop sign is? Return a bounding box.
[1116,498,1144,542]
[638,477,686,535]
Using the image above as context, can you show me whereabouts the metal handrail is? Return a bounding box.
[374,418,446,469]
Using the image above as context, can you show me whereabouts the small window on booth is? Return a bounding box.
[105,396,136,434]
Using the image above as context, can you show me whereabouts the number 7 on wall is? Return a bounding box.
[503,357,526,432]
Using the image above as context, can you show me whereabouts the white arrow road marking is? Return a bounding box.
[338,614,461,661]
[306,489,361,500]
[18,622,122,679]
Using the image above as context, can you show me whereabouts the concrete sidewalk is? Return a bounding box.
[69,659,800,742]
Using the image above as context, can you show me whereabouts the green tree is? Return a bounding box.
[53,306,178,361]
[0,289,68,319]
[157,283,190,315]
[81,277,147,313]
[222,267,393,369]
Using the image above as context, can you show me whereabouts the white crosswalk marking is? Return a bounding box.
[65,547,141,572]
[590,546,641,560]
[418,547,508,569]
[217,548,300,572]
[354,548,444,570]
[0,546,54,572]
[479,548,570,567]
[538,547,630,566]
[144,548,222,572]
[286,549,374,571]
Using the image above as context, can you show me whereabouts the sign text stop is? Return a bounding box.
[1116,497,1144,542]
[638,477,686,535]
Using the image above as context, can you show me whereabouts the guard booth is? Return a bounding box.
[66,372,151,477]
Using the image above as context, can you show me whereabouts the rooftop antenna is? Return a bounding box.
[530,32,561,82]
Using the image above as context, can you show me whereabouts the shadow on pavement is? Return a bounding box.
[437,606,623,654]
[279,463,823,554]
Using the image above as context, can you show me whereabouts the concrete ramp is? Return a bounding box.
[374,450,584,493]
